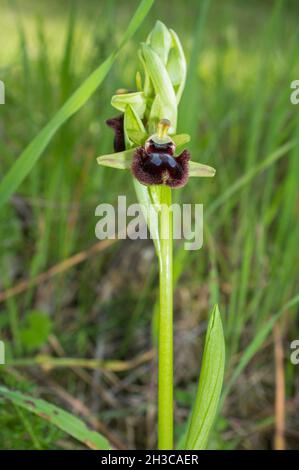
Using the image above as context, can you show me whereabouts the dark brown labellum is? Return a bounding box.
[132,139,190,188]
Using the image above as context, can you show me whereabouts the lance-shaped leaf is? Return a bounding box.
[0,386,110,450]
[97,148,134,169]
[189,161,216,177]
[141,43,177,132]
[184,305,225,450]
[111,91,146,118]
[167,29,187,104]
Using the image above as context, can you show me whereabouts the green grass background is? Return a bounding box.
[0,0,299,450]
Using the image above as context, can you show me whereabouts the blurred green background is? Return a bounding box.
[0,0,299,450]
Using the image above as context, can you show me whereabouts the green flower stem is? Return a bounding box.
[158,185,173,450]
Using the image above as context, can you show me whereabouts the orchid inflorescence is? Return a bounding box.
[98,20,216,190]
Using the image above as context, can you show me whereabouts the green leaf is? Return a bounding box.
[185,305,225,450]
[189,161,216,177]
[0,386,111,450]
[0,0,154,210]
[97,148,134,169]
[20,310,52,351]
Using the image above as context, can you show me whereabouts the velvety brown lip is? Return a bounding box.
[131,140,190,188]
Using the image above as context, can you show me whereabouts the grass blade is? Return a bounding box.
[222,293,299,403]
[0,386,110,450]
[207,140,296,216]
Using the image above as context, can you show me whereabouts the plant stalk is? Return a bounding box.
[158,185,173,449]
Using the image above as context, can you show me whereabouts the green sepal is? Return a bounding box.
[96,148,135,170]
[189,161,216,177]
[172,133,190,148]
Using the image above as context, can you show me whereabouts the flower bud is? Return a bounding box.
[140,43,177,132]
[167,29,187,104]
[124,104,147,146]
[147,20,172,65]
